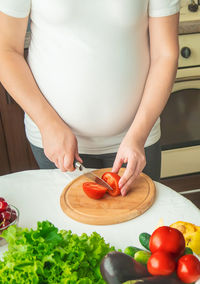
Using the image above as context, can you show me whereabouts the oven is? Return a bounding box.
[160,0,200,178]
[160,29,200,178]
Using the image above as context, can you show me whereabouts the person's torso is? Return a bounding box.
[28,0,150,136]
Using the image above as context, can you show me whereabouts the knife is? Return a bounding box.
[74,160,113,191]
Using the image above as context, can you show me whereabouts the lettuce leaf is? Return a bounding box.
[0,221,115,283]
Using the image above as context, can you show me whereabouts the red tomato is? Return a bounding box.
[101,172,121,197]
[82,182,107,199]
[177,254,200,283]
[147,251,176,276]
[149,226,185,258]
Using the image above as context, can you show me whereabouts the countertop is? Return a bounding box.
[0,169,200,251]
[0,169,200,283]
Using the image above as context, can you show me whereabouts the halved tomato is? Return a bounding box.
[82,182,107,199]
[101,172,121,196]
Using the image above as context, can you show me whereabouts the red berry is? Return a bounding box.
[0,211,11,221]
[0,198,5,202]
[0,201,8,212]
[10,209,17,222]
[0,214,3,223]
[6,206,11,213]
[0,220,10,229]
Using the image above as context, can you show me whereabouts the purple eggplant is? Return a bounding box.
[123,276,184,284]
[100,251,150,284]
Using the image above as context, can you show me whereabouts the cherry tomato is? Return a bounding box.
[147,251,176,276]
[177,254,200,283]
[82,182,107,199]
[149,226,185,258]
[101,172,121,196]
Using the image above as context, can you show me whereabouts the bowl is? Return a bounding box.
[0,204,19,247]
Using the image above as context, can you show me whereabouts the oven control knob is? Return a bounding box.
[181,47,191,59]
[188,2,199,12]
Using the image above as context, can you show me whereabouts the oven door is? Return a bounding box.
[161,69,200,178]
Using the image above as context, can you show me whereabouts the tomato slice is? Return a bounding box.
[82,182,107,199]
[101,172,121,197]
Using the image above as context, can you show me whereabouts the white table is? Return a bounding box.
[0,169,200,282]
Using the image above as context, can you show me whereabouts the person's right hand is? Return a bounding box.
[40,120,82,172]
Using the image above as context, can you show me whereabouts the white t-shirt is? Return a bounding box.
[0,0,180,154]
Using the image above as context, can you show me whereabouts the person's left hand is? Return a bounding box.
[112,135,146,196]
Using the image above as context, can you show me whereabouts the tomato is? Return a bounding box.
[177,254,200,283]
[147,251,176,276]
[101,172,121,197]
[82,182,107,199]
[149,226,185,258]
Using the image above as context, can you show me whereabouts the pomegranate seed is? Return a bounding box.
[6,206,11,213]
[0,220,10,229]
[0,201,8,213]
[0,212,4,222]
[10,209,17,222]
[0,211,11,221]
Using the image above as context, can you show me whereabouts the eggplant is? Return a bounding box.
[100,251,150,284]
[123,276,183,284]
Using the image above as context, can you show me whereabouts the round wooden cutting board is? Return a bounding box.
[60,168,156,225]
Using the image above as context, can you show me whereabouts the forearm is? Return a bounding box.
[127,55,178,145]
[0,50,63,131]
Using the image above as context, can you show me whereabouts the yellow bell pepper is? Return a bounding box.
[170,221,200,255]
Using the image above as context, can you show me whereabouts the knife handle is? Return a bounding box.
[73,160,83,171]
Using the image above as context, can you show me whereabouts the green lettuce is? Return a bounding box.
[0,221,116,283]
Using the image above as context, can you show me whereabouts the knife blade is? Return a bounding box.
[74,161,113,191]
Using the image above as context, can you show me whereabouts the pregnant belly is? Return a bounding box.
[28,41,149,137]
[52,76,145,137]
